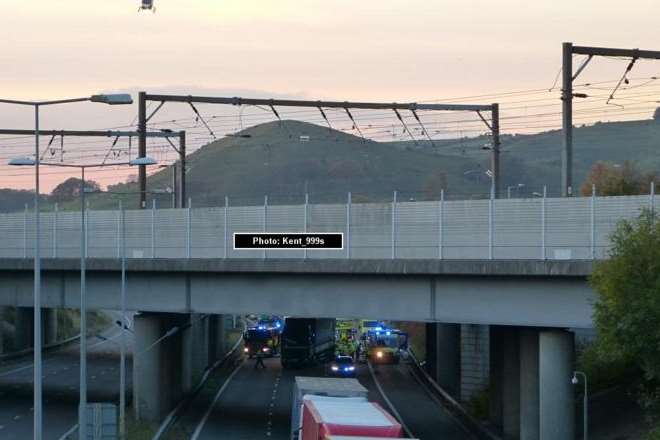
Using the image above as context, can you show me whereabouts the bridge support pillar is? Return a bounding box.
[43,309,58,346]
[519,328,540,440]
[15,307,34,350]
[0,307,5,354]
[209,314,227,363]
[133,312,186,422]
[460,324,490,402]
[539,329,574,440]
[489,326,520,439]
[425,322,460,398]
[13,307,58,350]
[181,314,194,394]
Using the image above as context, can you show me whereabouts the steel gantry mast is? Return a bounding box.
[561,42,660,196]
[0,128,186,207]
[137,92,502,203]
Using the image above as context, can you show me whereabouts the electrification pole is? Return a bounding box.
[179,130,186,208]
[562,42,574,197]
[138,92,147,208]
[561,42,660,197]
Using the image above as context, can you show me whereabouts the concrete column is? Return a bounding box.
[216,314,227,359]
[501,327,520,440]
[133,312,185,422]
[43,309,58,345]
[15,307,34,350]
[181,314,194,394]
[0,307,5,354]
[460,324,490,402]
[207,314,228,366]
[520,328,540,440]
[489,326,521,438]
[425,322,460,399]
[539,330,575,440]
[489,326,504,431]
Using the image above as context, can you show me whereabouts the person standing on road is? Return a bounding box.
[255,350,266,369]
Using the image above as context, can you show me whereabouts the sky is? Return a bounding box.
[0,0,659,191]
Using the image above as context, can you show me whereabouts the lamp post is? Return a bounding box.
[8,156,157,440]
[572,370,588,440]
[3,93,132,440]
[507,183,526,199]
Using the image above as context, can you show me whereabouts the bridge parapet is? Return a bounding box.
[0,194,652,261]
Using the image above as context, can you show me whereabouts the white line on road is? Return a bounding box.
[190,360,244,440]
[57,423,78,440]
[367,361,415,439]
[0,333,121,378]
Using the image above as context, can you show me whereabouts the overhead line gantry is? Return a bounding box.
[138,92,501,207]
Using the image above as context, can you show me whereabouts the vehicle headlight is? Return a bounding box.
[376,351,383,358]
[331,366,339,371]
[347,366,355,371]
[244,347,249,353]
[263,347,270,352]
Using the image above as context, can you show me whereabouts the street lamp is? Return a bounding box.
[2,92,133,440]
[507,183,525,199]
[9,156,156,440]
[572,370,588,440]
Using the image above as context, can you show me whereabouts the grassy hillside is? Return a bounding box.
[85,120,486,209]
[394,118,660,196]
[3,118,659,211]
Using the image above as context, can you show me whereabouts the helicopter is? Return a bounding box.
[138,0,155,12]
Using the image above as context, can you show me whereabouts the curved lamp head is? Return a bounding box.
[90,94,133,105]
[571,372,578,385]
[8,157,36,166]
[129,156,158,166]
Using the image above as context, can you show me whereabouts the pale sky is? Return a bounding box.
[1,0,659,190]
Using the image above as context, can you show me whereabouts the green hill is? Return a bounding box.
[393,118,660,196]
[90,120,486,209]
[3,117,659,211]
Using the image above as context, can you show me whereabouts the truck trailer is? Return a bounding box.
[281,318,335,368]
[291,376,369,440]
[301,397,403,439]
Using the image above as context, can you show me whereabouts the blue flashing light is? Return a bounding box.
[275,322,281,328]
[386,331,391,336]
[374,326,383,331]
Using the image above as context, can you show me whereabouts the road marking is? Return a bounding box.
[265,370,281,438]
[190,360,244,440]
[406,362,475,437]
[57,423,78,440]
[0,332,121,378]
[367,361,415,439]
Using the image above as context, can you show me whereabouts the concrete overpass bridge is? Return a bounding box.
[0,194,652,439]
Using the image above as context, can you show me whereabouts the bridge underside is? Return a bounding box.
[0,258,594,328]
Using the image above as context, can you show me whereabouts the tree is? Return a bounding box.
[591,209,660,421]
[654,107,660,121]
[581,161,656,196]
[50,178,101,202]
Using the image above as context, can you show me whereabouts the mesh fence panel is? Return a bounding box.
[0,195,655,260]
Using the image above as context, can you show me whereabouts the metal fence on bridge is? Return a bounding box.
[0,193,655,260]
